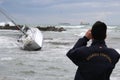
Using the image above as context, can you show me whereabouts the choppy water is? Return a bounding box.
[0,25,120,80]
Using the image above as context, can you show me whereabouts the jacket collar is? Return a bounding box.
[91,39,107,47]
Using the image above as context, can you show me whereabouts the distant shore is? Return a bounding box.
[0,24,66,32]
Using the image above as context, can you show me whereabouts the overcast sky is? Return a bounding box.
[0,0,120,25]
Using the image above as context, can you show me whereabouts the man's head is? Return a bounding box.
[91,21,107,40]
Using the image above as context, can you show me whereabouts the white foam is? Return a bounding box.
[0,36,18,48]
[108,25,117,29]
[59,25,85,29]
[110,77,120,80]
[74,32,85,37]
[0,57,14,61]
[116,49,120,54]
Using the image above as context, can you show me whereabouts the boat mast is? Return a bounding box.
[0,7,27,35]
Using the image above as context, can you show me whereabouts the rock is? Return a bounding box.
[0,24,22,30]
[0,25,66,32]
[36,26,66,32]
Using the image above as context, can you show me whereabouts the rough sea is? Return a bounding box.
[0,25,120,80]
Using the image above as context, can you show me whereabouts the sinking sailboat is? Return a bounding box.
[0,8,43,51]
[18,26,43,50]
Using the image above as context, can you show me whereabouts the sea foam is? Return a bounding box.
[116,49,120,54]
[0,57,14,61]
[0,36,18,48]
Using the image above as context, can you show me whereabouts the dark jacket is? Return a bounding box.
[67,36,120,80]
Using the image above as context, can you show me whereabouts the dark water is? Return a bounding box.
[0,25,120,80]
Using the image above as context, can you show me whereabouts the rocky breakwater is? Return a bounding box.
[0,24,22,30]
[36,26,66,32]
[0,24,66,32]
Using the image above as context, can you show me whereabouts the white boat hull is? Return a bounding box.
[18,27,43,50]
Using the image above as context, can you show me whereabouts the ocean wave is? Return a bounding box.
[58,25,85,29]
[111,77,120,80]
[74,32,85,37]
[107,25,118,29]
[116,49,120,54]
[44,39,71,45]
[20,70,36,75]
[48,41,70,45]
[0,57,14,61]
[0,76,24,80]
[57,25,119,30]
[0,36,18,48]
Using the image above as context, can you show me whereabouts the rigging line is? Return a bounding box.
[0,7,27,35]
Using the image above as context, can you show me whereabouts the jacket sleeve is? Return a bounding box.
[72,36,89,49]
[66,36,89,66]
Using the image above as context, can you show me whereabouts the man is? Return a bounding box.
[67,21,120,80]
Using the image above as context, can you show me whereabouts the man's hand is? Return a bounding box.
[85,29,92,40]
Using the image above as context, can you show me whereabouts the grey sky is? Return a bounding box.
[0,0,120,25]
